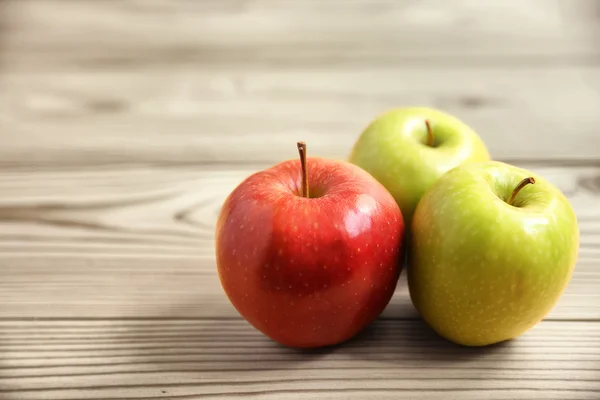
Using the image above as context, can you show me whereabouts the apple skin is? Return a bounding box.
[216,157,404,348]
[348,107,490,224]
[408,161,579,346]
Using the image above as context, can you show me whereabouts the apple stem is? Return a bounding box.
[297,141,309,198]
[425,119,434,147]
[507,177,536,206]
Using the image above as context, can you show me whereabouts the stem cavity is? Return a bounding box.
[425,119,434,147]
[508,177,535,206]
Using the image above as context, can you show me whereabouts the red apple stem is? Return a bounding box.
[507,177,535,206]
[297,141,309,198]
[425,119,434,147]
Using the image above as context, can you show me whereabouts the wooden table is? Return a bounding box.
[1,1,599,399]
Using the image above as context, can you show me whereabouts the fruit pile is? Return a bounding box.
[215,107,579,348]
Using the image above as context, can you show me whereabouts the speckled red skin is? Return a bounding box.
[215,157,404,348]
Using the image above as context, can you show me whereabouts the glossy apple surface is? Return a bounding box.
[216,157,404,348]
[349,107,490,224]
[409,161,579,346]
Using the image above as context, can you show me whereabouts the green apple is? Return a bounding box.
[348,107,490,223]
[409,161,579,346]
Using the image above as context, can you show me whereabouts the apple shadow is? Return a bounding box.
[113,257,513,396]
[345,316,514,363]
[341,260,515,370]
[103,284,523,399]
[378,271,420,319]
[335,291,518,381]
[331,261,517,368]
[117,299,338,383]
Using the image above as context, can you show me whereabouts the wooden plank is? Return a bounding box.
[3,0,600,71]
[1,254,598,320]
[0,163,598,319]
[1,319,599,399]
[1,66,599,166]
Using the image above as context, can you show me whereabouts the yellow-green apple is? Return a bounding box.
[349,107,490,223]
[216,143,404,348]
[409,161,579,346]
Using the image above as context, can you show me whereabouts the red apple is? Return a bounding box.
[216,143,404,348]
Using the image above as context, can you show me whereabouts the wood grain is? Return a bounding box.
[2,0,600,398]
[0,163,598,319]
[4,0,600,70]
[1,66,599,166]
[1,319,599,400]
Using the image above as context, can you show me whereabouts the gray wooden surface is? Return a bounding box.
[1,1,599,399]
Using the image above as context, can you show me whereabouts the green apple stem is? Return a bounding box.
[507,177,536,206]
[425,120,434,147]
[297,141,309,198]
